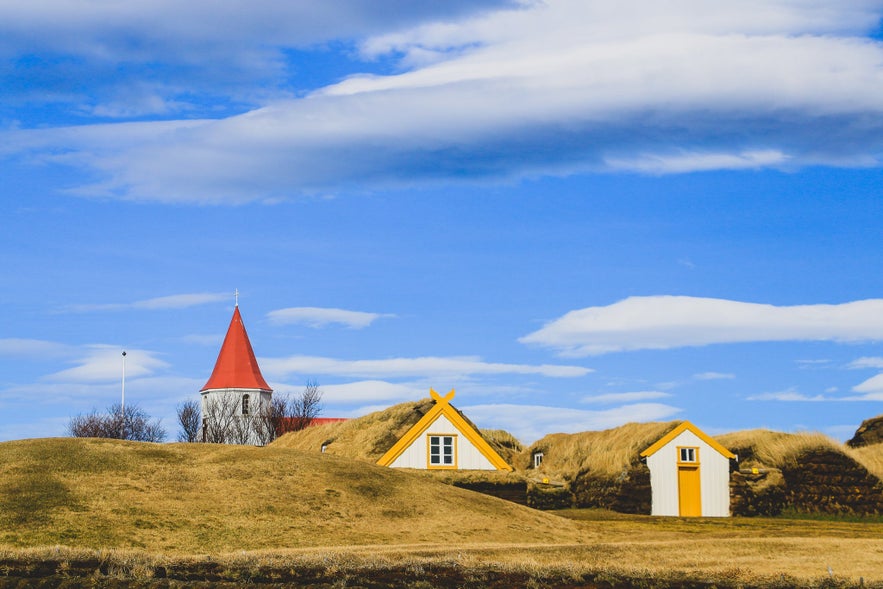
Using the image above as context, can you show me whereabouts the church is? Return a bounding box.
[200,300,274,445]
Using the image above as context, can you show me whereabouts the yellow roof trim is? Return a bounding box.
[376,389,513,471]
[640,420,736,459]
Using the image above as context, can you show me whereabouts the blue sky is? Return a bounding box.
[3,0,883,444]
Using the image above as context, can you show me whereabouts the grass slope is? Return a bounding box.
[521,421,682,479]
[0,437,584,553]
[272,398,523,468]
[716,429,883,479]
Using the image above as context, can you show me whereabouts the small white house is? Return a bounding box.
[376,389,512,471]
[640,421,736,517]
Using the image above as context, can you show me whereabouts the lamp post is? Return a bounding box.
[121,350,127,439]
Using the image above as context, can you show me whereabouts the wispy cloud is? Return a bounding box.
[260,355,591,379]
[520,296,883,356]
[748,384,883,402]
[848,356,883,369]
[271,379,422,404]
[5,2,883,203]
[65,293,229,312]
[462,402,682,444]
[267,307,393,329]
[44,346,169,383]
[693,372,735,381]
[0,338,74,358]
[581,391,670,404]
[748,388,829,402]
[852,373,883,395]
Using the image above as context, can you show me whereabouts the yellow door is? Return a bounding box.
[678,466,702,517]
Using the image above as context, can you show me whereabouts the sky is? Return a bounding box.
[2,0,883,445]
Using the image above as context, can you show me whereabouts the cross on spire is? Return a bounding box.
[234,288,239,307]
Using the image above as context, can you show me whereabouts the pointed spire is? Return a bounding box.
[201,305,272,392]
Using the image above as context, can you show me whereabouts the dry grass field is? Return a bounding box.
[2,437,883,587]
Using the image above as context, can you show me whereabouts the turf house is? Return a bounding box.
[640,421,737,517]
[376,389,513,471]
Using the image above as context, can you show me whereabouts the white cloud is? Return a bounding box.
[693,372,735,381]
[605,150,789,175]
[581,391,670,404]
[45,346,169,383]
[260,354,591,379]
[849,356,883,369]
[0,338,73,358]
[461,402,682,444]
[748,388,829,402]
[271,379,421,404]
[5,2,883,202]
[852,373,883,394]
[66,292,229,312]
[519,296,883,356]
[748,383,883,402]
[267,307,391,329]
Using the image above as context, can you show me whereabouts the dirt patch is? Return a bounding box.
[0,557,862,588]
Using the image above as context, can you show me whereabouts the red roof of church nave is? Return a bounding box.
[201,306,272,392]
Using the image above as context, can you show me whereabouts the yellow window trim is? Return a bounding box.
[640,421,735,460]
[426,433,458,470]
[377,389,513,471]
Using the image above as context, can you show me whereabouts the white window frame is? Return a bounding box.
[678,446,698,464]
[427,434,457,469]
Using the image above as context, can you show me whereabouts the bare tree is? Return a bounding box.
[69,403,165,443]
[258,380,324,443]
[176,400,201,443]
[254,396,286,446]
[286,379,323,433]
[200,381,323,446]
[201,393,240,444]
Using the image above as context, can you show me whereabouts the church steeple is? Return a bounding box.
[201,304,272,392]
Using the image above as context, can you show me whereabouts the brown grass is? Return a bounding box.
[520,421,681,479]
[3,511,883,585]
[4,438,883,584]
[716,428,883,480]
[271,398,523,477]
[271,399,433,461]
[0,437,583,553]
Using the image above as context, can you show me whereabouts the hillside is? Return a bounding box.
[0,437,584,553]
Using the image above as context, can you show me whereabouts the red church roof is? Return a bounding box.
[201,306,272,392]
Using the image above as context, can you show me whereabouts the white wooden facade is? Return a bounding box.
[641,422,736,517]
[386,413,498,470]
[377,389,512,472]
[200,387,272,445]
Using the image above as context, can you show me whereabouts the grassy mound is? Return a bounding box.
[516,421,682,512]
[272,398,523,467]
[0,437,584,553]
[717,429,883,516]
[271,399,432,461]
[520,421,681,478]
[848,414,883,448]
